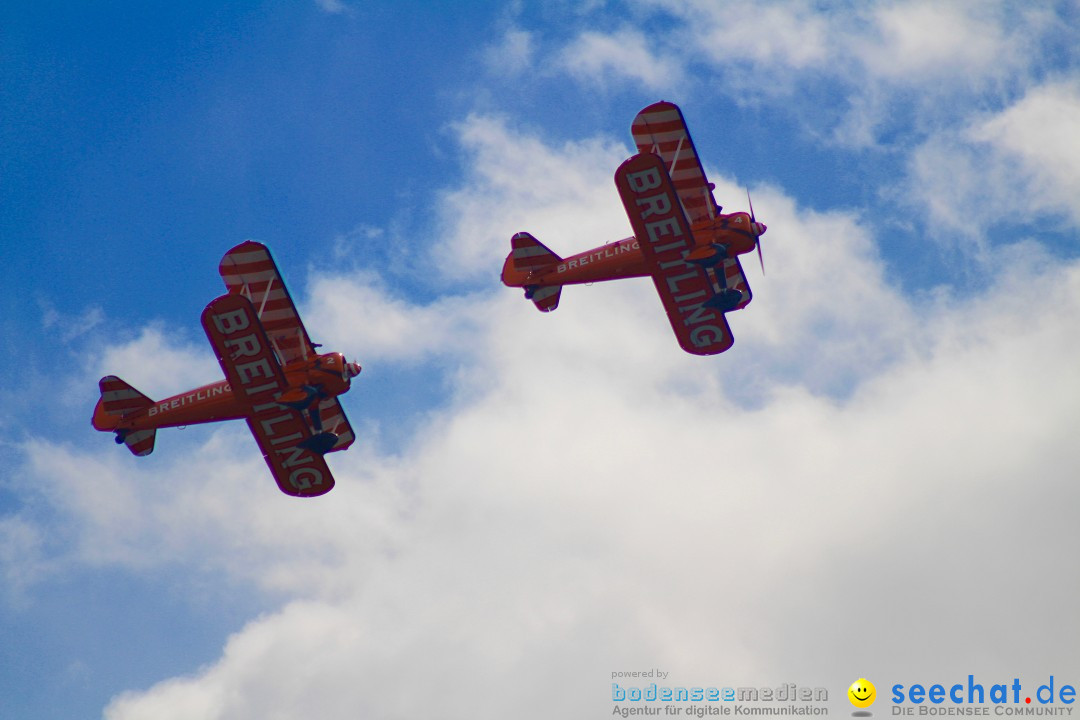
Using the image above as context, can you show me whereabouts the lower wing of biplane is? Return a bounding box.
[615,152,735,356]
[201,292,340,497]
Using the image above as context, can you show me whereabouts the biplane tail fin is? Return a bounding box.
[510,232,562,273]
[95,376,153,419]
[502,232,563,312]
[92,376,157,456]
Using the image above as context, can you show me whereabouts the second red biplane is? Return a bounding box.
[92,241,361,497]
[501,101,766,356]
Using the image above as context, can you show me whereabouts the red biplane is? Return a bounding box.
[92,241,361,497]
[501,101,766,356]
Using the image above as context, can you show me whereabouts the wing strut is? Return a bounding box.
[668,135,685,176]
[258,276,274,319]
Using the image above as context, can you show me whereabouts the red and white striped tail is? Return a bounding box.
[99,376,152,417]
[96,376,157,457]
[511,232,561,272]
[510,232,563,312]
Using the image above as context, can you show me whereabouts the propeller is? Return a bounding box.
[747,188,765,275]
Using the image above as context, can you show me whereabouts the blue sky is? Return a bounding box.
[3,2,1080,718]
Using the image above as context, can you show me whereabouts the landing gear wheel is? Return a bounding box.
[114,430,128,445]
[524,285,539,300]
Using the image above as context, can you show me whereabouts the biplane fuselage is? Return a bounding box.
[501,211,763,289]
[95,379,240,431]
[91,352,355,433]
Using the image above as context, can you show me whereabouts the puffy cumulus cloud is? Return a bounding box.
[903,80,1080,242]
[19,426,412,600]
[303,270,488,364]
[853,1,1024,84]
[969,80,1080,225]
[648,0,832,71]
[83,114,1080,719]
[556,28,687,92]
[533,1,1068,147]
[483,27,535,77]
[692,177,916,397]
[100,255,1080,719]
[89,324,221,401]
[433,113,631,281]
[676,0,1051,89]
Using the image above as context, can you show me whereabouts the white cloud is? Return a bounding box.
[41,302,105,342]
[556,28,687,91]
[538,0,1069,150]
[653,0,831,71]
[483,28,535,76]
[903,80,1080,242]
[694,179,917,395]
[854,2,1016,84]
[90,324,220,401]
[969,80,1080,225]
[97,244,1080,717]
[658,0,1051,90]
[304,270,487,364]
[433,114,631,281]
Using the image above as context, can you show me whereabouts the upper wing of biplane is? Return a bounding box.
[201,292,335,497]
[219,241,316,367]
[631,101,752,310]
[218,241,354,453]
[614,152,734,356]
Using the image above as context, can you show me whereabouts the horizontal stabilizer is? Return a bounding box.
[121,429,157,457]
[528,284,561,312]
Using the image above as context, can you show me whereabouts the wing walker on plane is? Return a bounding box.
[501,101,767,356]
[92,241,361,497]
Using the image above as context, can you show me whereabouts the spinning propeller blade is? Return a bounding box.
[747,188,764,275]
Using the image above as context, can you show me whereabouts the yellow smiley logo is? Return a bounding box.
[848,678,876,708]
